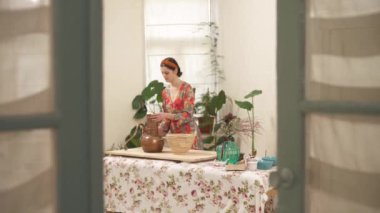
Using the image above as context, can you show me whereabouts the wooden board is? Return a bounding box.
[225,160,247,171]
[105,148,217,163]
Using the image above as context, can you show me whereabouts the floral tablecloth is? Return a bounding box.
[104,156,273,213]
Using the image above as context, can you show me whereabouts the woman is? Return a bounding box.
[150,57,201,149]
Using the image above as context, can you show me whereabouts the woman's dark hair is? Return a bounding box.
[160,57,182,77]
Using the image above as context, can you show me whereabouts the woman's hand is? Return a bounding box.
[150,113,171,122]
[157,125,167,137]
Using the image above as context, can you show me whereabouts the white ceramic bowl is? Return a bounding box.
[247,159,258,171]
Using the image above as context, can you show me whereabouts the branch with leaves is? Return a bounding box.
[235,89,262,157]
[202,112,261,151]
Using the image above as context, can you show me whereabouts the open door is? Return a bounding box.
[276,0,380,212]
[0,0,103,212]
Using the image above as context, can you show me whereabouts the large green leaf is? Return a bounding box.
[132,95,145,110]
[135,125,143,138]
[124,126,136,144]
[194,102,205,114]
[208,90,226,115]
[142,86,155,101]
[133,106,147,119]
[207,106,216,116]
[215,90,226,110]
[147,80,159,88]
[131,125,139,134]
[201,90,211,103]
[125,125,143,148]
[126,138,140,148]
[125,126,136,140]
[235,100,253,111]
[142,80,165,101]
[156,93,163,103]
[244,90,262,99]
[153,82,164,95]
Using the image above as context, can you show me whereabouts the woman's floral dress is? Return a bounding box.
[158,81,200,149]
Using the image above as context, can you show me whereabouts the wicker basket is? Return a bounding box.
[165,133,195,154]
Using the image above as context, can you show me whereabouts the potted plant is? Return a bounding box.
[202,112,246,164]
[194,89,226,134]
[235,89,262,157]
[202,112,239,149]
[214,113,241,143]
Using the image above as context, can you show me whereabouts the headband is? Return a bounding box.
[161,59,178,70]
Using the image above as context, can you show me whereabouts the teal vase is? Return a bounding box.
[216,141,240,164]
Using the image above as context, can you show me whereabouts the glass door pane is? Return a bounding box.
[305,0,380,212]
[0,0,54,116]
[305,114,380,213]
[0,129,56,213]
[0,1,56,212]
[305,0,380,103]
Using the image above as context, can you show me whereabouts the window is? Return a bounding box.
[144,0,218,100]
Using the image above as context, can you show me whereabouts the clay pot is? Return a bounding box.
[141,114,164,153]
[141,133,164,153]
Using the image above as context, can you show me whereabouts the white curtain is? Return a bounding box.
[0,0,56,212]
[305,0,380,212]
[144,0,217,100]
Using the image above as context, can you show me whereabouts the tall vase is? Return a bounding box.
[141,114,164,153]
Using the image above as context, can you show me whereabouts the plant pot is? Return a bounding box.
[198,116,214,134]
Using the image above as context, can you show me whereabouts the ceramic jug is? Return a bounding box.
[141,114,164,153]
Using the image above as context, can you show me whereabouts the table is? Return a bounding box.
[104,156,274,213]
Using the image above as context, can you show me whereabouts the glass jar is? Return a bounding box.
[216,141,240,164]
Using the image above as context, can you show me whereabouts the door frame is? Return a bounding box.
[53,0,103,212]
[277,0,306,212]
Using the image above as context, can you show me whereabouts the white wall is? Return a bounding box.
[217,0,277,156]
[103,0,145,150]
